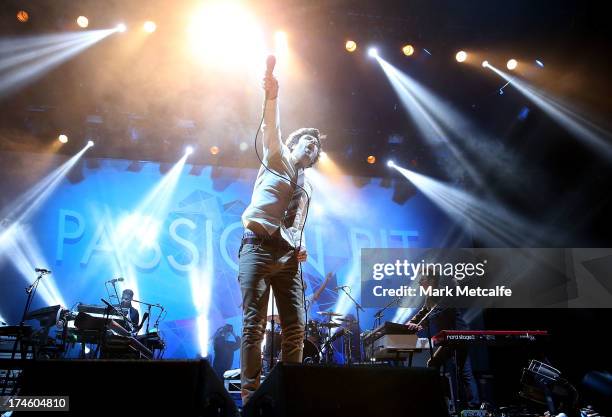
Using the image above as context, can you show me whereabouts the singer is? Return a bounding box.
[238,56,322,405]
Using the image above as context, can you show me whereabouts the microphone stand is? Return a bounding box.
[19,270,46,326]
[132,299,160,334]
[416,304,438,361]
[100,298,131,332]
[373,296,401,329]
[97,298,116,358]
[269,289,276,373]
[152,305,166,330]
[417,301,462,412]
[4,270,47,394]
[338,286,364,363]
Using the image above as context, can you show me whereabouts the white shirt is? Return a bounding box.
[242,98,311,249]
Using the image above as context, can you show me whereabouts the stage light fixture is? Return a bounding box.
[76,16,89,28]
[455,50,467,62]
[185,146,194,155]
[210,146,219,155]
[345,40,357,52]
[507,59,518,70]
[116,23,127,33]
[367,155,376,164]
[482,60,489,68]
[87,140,94,147]
[387,160,395,167]
[535,59,544,68]
[58,134,68,144]
[275,31,288,45]
[17,10,29,23]
[402,44,414,56]
[368,47,378,58]
[143,21,157,33]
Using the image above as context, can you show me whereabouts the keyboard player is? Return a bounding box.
[407,272,480,408]
[115,289,140,335]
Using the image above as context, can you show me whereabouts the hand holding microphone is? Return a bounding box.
[263,54,278,100]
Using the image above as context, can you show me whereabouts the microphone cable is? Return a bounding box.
[252,94,312,335]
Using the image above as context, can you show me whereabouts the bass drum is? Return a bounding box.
[302,338,321,364]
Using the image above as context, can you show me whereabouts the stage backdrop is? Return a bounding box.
[0,150,468,366]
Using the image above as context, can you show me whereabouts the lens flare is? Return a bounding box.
[17,10,29,23]
[76,16,89,28]
[143,21,157,33]
[187,2,265,68]
[455,50,467,63]
[402,45,415,56]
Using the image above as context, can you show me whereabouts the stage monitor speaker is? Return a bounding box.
[242,363,448,417]
[16,359,238,416]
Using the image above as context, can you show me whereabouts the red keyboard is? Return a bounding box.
[433,330,549,346]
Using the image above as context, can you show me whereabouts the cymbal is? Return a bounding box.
[317,311,342,317]
[320,322,341,328]
[335,318,356,323]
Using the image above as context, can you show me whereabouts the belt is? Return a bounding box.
[241,229,293,250]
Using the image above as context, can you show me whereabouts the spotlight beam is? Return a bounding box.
[0,30,114,97]
[486,64,612,161]
[190,220,214,357]
[376,57,528,193]
[0,143,92,230]
[0,35,88,73]
[391,163,558,246]
[101,153,190,326]
[0,32,100,54]
[0,221,66,307]
[116,152,189,251]
[376,57,485,186]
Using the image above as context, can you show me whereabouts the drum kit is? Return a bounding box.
[262,311,358,371]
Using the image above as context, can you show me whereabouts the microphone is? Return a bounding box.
[106,277,124,284]
[35,268,51,274]
[265,54,276,77]
[264,55,276,101]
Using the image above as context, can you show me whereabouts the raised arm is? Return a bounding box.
[262,75,282,159]
[311,272,334,304]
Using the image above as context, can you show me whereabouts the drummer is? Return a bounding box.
[304,272,334,312]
